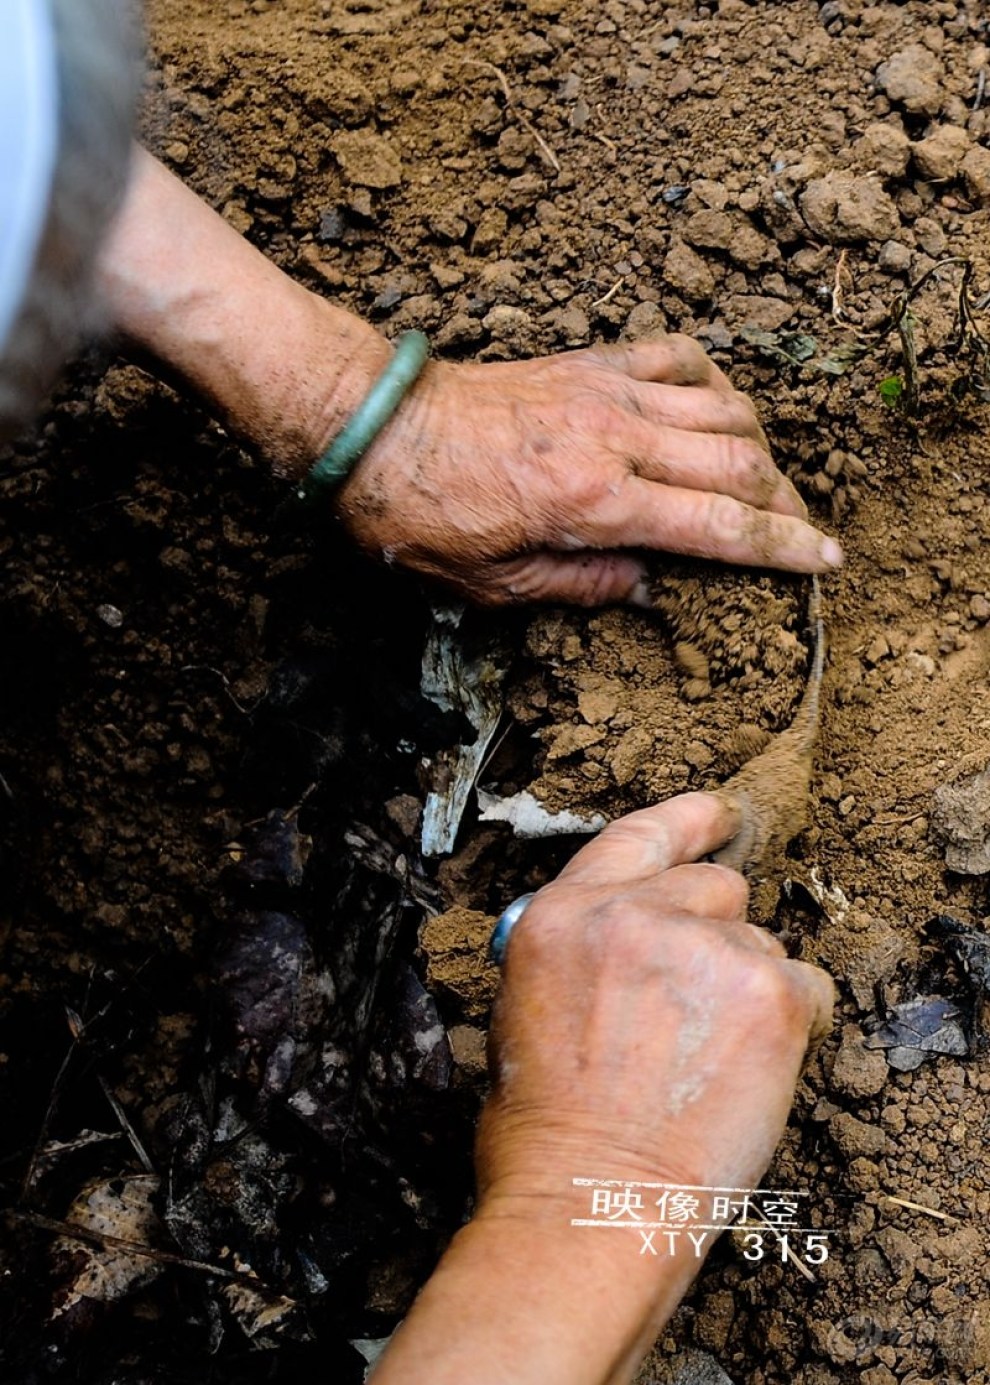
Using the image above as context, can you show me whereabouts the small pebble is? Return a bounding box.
[879,240,912,274]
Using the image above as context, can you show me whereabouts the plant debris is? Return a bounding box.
[864,996,969,1071]
[420,606,508,857]
[739,326,868,376]
[476,786,605,838]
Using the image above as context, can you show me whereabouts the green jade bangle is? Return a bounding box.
[296,329,431,503]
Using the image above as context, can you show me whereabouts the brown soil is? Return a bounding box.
[4,0,990,1381]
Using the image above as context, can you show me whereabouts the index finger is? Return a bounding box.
[557,791,744,888]
[591,334,722,389]
[571,477,843,573]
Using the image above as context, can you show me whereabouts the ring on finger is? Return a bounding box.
[490,892,536,966]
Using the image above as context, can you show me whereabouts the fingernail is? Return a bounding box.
[629,576,654,608]
[821,537,844,568]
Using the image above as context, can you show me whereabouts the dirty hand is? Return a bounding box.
[98,155,840,607]
[370,793,833,1385]
[337,339,843,605]
[478,790,833,1204]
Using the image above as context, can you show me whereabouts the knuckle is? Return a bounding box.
[491,556,553,605]
[620,386,646,419]
[557,467,630,532]
[568,557,630,607]
[583,342,628,373]
[593,900,658,969]
[601,813,672,864]
[573,465,618,508]
[720,437,776,505]
[736,957,805,1026]
[570,390,619,438]
[701,861,750,909]
[475,585,515,608]
[727,388,760,432]
[702,492,746,551]
[668,332,707,361]
[744,921,786,957]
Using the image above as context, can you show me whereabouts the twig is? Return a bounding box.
[592,278,625,308]
[589,104,619,155]
[882,1195,959,1224]
[638,17,666,39]
[832,249,851,325]
[461,58,561,173]
[463,56,511,104]
[286,782,317,818]
[975,67,987,113]
[97,1076,155,1174]
[181,664,260,715]
[897,308,920,415]
[21,1028,82,1198]
[473,718,513,787]
[7,1209,291,1291]
[23,984,153,1197]
[873,811,925,828]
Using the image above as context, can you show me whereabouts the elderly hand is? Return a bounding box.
[336,339,843,605]
[370,793,833,1385]
[478,791,833,1207]
[100,156,840,608]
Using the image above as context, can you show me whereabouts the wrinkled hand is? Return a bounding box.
[98,161,840,610]
[368,796,833,1385]
[477,792,834,1212]
[336,337,842,605]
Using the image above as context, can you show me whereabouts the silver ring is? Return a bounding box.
[489,892,536,966]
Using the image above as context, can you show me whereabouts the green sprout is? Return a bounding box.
[879,375,904,408]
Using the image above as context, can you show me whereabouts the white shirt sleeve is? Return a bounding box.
[0,0,59,354]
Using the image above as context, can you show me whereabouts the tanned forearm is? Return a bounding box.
[95,146,389,476]
[370,1205,703,1385]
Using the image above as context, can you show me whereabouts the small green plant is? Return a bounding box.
[741,256,990,420]
[879,375,904,408]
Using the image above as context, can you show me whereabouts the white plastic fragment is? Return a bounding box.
[807,865,851,925]
[352,1333,395,1379]
[420,604,507,857]
[96,604,123,628]
[477,787,606,839]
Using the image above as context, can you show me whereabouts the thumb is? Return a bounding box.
[487,551,649,607]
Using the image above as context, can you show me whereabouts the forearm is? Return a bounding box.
[371,1207,702,1385]
[94,146,389,476]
